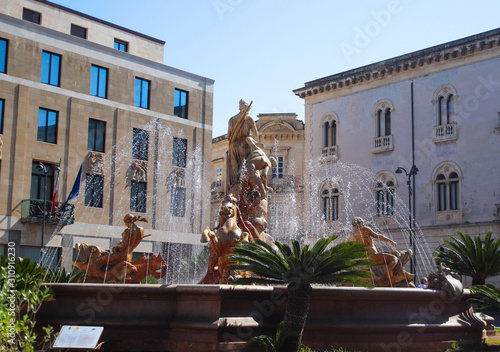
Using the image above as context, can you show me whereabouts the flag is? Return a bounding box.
[63,164,82,211]
[51,158,61,213]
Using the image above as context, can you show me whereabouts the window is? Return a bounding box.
[171,186,186,217]
[87,118,106,152]
[0,99,4,134]
[0,38,7,74]
[173,137,187,167]
[322,188,339,221]
[375,181,395,216]
[174,89,188,118]
[90,65,108,98]
[134,78,150,109]
[438,95,455,125]
[37,108,57,144]
[41,51,61,86]
[433,164,461,212]
[272,156,284,179]
[23,8,41,24]
[114,39,128,52]
[323,120,337,147]
[85,174,103,208]
[376,108,391,137]
[130,181,147,212]
[71,24,87,39]
[321,182,340,221]
[132,128,149,160]
[216,168,222,187]
[30,161,55,200]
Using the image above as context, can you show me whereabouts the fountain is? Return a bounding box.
[35,101,487,351]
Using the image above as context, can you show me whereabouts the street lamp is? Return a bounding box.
[395,165,419,279]
[36,162,61,262]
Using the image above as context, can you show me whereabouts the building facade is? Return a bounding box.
[210,113,305,241]
[294,28,500,284]
[0,0,213,282]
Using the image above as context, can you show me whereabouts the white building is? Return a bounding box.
[294,28,500,284]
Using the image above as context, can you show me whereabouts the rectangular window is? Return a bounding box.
[174,89,188,118]
[132,128,149,160]
[87,118,106,152]
[438,183,447,211]
[30,161,56,200]
[71,24,87,39]
[130,181,147,213]
[85,174,103,208]
[272,156,284,179]
[37,108,57,144]
[171,187,186,217]
[23,8,41,24]
[134,78,150,109]
[0,38,7,74]
[172,137,187,167]
[0,99,4,134]
[41,51,61,86]
[114,39,128,52]
[90,65,108,98]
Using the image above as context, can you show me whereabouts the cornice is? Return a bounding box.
[293,27,500,99]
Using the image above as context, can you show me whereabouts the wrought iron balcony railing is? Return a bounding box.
[20,199,75,225]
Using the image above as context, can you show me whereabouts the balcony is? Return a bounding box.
[21,199,75,225]
[211,181,225,195]
[269,175,296,193]
[434,123,457,142]
[321,146,338,162]
[373,135,393,153]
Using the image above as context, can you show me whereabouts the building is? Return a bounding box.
[210,112,305,241]
[294,28,500,284]
[0,0,213,283]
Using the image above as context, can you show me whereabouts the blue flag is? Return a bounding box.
[63,164,82,210]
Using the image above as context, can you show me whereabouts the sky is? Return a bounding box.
[49,0,500,138]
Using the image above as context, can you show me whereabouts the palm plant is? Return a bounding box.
[228,235,372,352]
[469,284,500,312]
[435,231,500,285]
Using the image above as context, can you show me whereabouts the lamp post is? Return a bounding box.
[36,162,60,262]
[395,165,418,279]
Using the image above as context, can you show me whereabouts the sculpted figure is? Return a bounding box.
[73,214,166,283]
[227,100,258,190]
[348,217,413,286]
[199,194,250,284]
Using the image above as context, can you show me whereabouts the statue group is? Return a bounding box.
[200,100,416,287]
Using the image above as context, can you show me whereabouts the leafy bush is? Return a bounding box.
[0,255,54,352]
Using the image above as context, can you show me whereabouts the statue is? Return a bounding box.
[73,214,167,283]
[348,217,415,287]
[200,100,277,284]
[427,263,463,302]
[199,195,250,284]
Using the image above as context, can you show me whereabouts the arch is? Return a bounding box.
[259,120,295,133]
[372,99,394,138]
[320,179,341,222]
[431,161,463,212]
[431,161,463,181]
[321,112,339,148]
[432,84,458,125]
[373,171,397,217]
[371,99,394,117]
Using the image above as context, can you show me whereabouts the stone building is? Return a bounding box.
[0,0,213,282]
[294,28,500,284]
[210,113,305,241]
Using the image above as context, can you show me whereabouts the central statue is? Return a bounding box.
[200,100,275,284]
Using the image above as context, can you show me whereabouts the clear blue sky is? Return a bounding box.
[50,0,500,138]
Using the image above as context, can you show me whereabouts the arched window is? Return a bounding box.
[323,118,337,148]
[375,180,395,216]
[433,163,461,212]
[321,184,340,221]
[438,95,455,125]
[377,108,391,137]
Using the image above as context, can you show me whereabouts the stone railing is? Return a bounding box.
[321,146,338,159]
[373,134,393,153]
[434,123,457,142]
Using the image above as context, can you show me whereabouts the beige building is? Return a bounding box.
[294,28,500,284]
[0,0,213,283]
[210,113,305,241]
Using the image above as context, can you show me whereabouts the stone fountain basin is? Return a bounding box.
[37,283,486,352]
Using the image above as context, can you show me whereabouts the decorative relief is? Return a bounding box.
[87,152,104,175]
[130,160,147,182]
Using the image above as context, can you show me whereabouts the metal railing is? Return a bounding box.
[20,199,75,225]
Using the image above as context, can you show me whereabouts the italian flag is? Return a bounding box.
[51,158,61,213]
